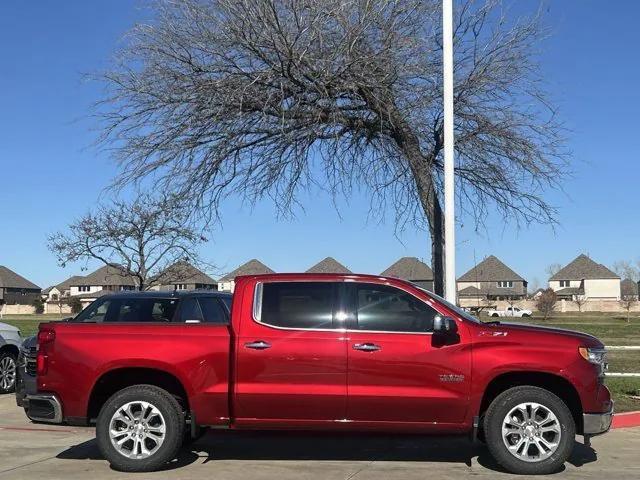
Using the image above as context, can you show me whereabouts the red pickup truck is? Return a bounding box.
[25,274,612,475]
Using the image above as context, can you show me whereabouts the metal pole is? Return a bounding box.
[443,0,456,303]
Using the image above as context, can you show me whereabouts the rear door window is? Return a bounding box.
[178,297,204,323]
[259,282,337,329]
[198,297,228,324]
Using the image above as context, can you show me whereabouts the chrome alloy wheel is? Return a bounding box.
[501,402,561,462]
[0,356,16,391]
[109,401,166,459]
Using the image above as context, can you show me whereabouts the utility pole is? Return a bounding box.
[443,0,456,303]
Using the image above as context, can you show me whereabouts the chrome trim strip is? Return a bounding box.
[25,394,63,424]
[249,281,438,335]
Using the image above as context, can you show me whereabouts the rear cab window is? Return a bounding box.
[255,282,339,329]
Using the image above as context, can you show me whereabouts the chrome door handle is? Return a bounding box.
[244,340,272,350]
[353,343,381,352]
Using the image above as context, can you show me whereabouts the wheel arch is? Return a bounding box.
[87,367,190,422]
[0,343,19,357]
[478,371,584,434]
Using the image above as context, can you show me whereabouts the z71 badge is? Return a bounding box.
[439,374,465,383]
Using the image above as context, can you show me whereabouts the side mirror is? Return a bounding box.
[433,316,458,335]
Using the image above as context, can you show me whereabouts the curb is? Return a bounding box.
[612,411,640,429]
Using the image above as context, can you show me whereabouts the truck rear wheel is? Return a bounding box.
[96,384,184,472]
[483,386,575,475]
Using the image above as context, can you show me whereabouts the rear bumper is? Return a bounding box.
[583,402,614,436]
[23,394,63,424]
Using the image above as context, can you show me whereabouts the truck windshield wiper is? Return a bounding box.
[483,320,501,325]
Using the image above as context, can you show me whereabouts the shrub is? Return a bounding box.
[535,288,557,320]
[67,296,83,314]
[32,297,45,314]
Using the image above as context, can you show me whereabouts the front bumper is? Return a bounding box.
[583,402,614,436]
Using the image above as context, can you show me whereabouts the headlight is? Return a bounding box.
[579,347,607,369]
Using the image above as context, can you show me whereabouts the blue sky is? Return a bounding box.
[1,0,639,289]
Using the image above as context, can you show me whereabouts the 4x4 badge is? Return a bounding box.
[439,374,465,383]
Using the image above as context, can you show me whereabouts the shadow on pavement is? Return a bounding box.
[57,431,597,473]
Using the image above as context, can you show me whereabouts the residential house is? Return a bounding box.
[620,278,639,300]
[548,254,620,300]
[152,261,217,291]
[380,257,434,291]
[457,255,527,300]
[0,265,41,306]
[42,275,84,302]
[218,259,275,292]
[69,265,138,299]
[306,257,351,274]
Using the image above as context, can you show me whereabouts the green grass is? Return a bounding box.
[0,314,66,337]
[605,377,640,413]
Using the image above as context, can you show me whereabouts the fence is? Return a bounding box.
[607,346,640,378]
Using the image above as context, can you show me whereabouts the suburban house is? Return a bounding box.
[218,259,274,292]
[151,261,217,291]
[42,274,84,302]
[457,255,528,300]
[380,257,434,291]
[0,265,41,306]
[620,278,638,299]
[69,265,138,299]
[548,254,620,300]
[306,257,351,274]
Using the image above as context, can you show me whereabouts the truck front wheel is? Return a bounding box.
[96,384,185,472]
[483,386,575,475]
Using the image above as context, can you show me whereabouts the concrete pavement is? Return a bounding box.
[1,394,639,479]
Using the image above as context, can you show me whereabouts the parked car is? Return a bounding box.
[0,321,22,394]
[486,306,532,318]
[15,334,36,406]
[23,275,612,475]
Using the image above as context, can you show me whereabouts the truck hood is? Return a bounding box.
[487,321,604,348]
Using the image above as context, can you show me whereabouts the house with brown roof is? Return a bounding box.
[306,257,351,274]
[69,265,138,298]
[0,265,41,306]
[381,257,434,291]
[620,278,639,300]
[457,255,527,300]
[42,274,84,302]
[218,259,274,292]
[151,261,217,291]
[548,254,620,300]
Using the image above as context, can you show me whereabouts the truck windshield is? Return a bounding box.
[414,286,482,324]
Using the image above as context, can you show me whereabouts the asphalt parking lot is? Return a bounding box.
[1,395,639,479]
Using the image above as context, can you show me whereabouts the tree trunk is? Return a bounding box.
[399,138,445,296]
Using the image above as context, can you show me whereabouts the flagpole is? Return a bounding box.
[443,0,456,303]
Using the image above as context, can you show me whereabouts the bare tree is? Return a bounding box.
[535,288,557,320]
[545,263,562,278]
[96,0,567,295]
[573,294,586,313]
[620,295,637,323]
[612,260,640,282]
[48,193,209,291]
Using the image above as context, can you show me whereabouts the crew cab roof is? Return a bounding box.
[93,290,232,300]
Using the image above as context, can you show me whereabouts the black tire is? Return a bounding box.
[484,386,575,475]
[96,385,185,472]
[522,313,531,318]
[491,313,499,317]
[0,350,17,394]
